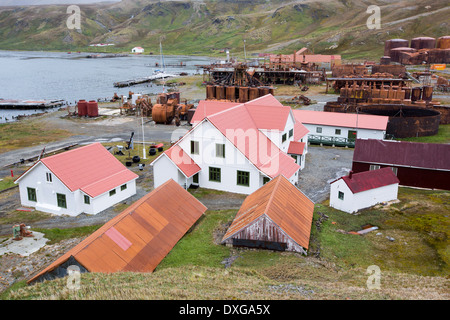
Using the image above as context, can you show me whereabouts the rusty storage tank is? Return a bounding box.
[411,87,422,102]
[437,36,450,49]
[380,56,391,65]
[389,47,416,63]
[77,100,87,117]
[152,104,175,124]
[422,86,433,102]
[359,105,440,138]
[206,85,215,100]
[259,86,270,97]
[87,100,98,117]
[215,85,225,100]
[157,93,168,104]
[239,86,249,103]
[410,37,436,50]
[403,87,412,100]
[384,39,409,56]
[268,87,274,95]
[226,86,236,101]
[248,87,259,101]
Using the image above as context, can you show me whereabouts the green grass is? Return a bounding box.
[397,124,450,144]
[33,225,101,245]
[0,119,72,154]
[156,210,234,270]
[0,210,53,225]
[0,177,16,191]
[311,187,450,276]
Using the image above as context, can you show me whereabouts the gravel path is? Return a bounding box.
[297,145,354,203]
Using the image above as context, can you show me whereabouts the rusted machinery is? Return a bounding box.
[12,223,33,241]
[382,36,450,65]
[206,84,274,103]
[324,82,448,137]
[151,92,194,126]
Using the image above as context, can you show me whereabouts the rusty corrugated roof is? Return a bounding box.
[27,179,207,283]
[222,175,314,249]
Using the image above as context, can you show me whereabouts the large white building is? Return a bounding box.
[293,110,388,147]
[15,143,138,216]
[329,168,399,214]
[152,95,310,194]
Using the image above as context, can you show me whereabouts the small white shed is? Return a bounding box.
[132,47,144,54]
[329,168,399,214]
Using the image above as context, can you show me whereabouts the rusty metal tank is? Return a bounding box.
[422,86,433,102]
[239,86,249,103]
[380,56,391,65]
[206,85,215,100]
[215,85,225,100]
[87,100,98,117]
[437,36,450,49]
[389,47,416,63]
[249,87,259,101]
[259,86,270,97]
[411,87,422,102]
[384,39,409,56]
[152,103,176,124]
[268,87,274,95]
[77,100,87,117]
[410,37,436,50]
[226,86,236,101]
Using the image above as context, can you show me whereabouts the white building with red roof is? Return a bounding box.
[15,143,138,216]
[293,110,388,147]
[329,168,399,214]
[152,95,309,194]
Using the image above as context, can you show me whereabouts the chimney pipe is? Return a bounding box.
[349,171,353,179]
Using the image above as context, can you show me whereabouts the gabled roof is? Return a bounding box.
[164,145,201,178]
[206,102,300,179]
[190,100,240,125]
[28,179,207,283]
[333,168,399,194]
[294,120,309,141]
[288,141,306,155]
[15,143,138,198]
[222,175,314,249]
[293,110,388,131]
[353,139,450,171]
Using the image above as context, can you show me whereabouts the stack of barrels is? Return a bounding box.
[206,85,274,103]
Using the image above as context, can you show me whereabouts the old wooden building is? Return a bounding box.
[221,175,314,254]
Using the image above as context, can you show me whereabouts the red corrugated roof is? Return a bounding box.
[293,110,388,131]
[288,141,305,155]
[17,143,138,198]
[353,139,450,171]
[164,145,201,178]
[294,120,309,141]
[27,179,207,283]
[222,175,314,249]
[335,168,399,194]
[191,100,240,125]
[207,103,300,179]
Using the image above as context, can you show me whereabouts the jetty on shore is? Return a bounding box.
[0,99,65,109]
[113,71,177,88]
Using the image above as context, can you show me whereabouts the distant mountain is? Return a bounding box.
[0,0,120,6]
[0,0,448,60]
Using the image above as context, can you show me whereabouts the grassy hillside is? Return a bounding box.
[2,187,449,300]
[0,0,449,60]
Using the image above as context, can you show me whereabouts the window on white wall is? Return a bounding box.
[335,129,341,135]
[46,172,52,182]
[190,141,199,155]
[338,191,344,200]
[215,143,225,158]
[316,127,322,133]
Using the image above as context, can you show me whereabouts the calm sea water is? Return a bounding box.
[0,50,213,123]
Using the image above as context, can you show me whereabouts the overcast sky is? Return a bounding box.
[0,0,121,6]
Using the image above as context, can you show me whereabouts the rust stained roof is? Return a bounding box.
[27,179,207,283]
[222,175,314,249]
